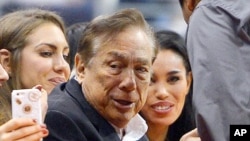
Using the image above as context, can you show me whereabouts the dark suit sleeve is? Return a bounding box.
[44,110,87,141]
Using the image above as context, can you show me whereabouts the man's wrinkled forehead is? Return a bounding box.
[107,51,151,65]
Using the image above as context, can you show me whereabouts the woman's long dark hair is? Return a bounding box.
[155,30,196,141]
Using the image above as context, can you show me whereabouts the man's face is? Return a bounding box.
[80,27,154,128]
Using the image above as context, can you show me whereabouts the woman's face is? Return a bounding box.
[20,23,70,94]
[140,49,192,127]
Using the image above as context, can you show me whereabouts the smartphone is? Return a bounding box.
[11,89,42,124]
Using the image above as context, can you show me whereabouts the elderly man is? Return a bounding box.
[44,8,157,141]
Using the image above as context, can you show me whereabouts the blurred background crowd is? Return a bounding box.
[0,0,186,37]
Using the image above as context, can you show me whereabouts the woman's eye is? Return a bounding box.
[151,77,155,83]
[150,77,156,85]
[40,51,53,57]
[63,54,69,60]
[168,76,179,83]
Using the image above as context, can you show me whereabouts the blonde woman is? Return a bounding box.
[0,8,70,140]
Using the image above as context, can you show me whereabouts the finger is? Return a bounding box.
[32,85,43,91]
[15,129,48,141]
[40,89,48,121]
[3,124,48,141]
[180,128,200,141]
[188,128,199,137]
[0,118,36,132]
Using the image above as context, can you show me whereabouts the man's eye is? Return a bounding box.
[108,62,123,74]
[110,64,119,68]
[136,67,148,73]
[110,62,122,69]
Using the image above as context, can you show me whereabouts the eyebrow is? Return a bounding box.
[153,70,179,74]
[167,70,181,75]
[35,43,69,50]
[107,51,150,65]
[107,51,127,60]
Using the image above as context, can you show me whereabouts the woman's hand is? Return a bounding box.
[0,85,49,141]
[180,128,201,141]
[0,118,48,141]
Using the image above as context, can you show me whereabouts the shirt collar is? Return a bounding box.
[111,114,148,141]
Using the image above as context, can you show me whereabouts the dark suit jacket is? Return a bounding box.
[44,78,148,141]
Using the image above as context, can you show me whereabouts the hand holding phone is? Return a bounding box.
[11,89,42,124]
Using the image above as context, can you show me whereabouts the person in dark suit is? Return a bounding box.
[44,8,158,141]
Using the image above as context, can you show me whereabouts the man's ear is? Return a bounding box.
[186,0,199,12]
[0,49,11,75]
[75,53,85,83]
[186,0,196,12]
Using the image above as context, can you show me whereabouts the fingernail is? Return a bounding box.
[42,129,48,135]
[40,124,47,128]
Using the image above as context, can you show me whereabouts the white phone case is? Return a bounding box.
[11,89,42,124]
